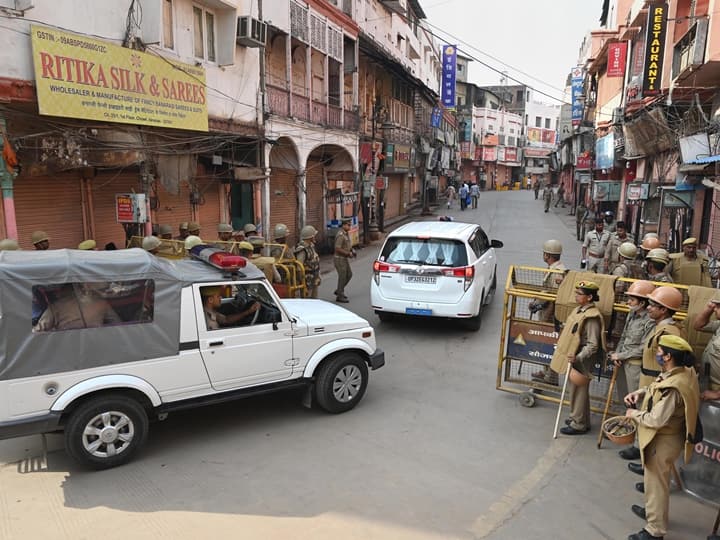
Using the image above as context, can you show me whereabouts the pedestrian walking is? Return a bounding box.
[575,202,587,241]
[554,183,565,208]
[624,334,700,540]
[543,184,552,212]
[333,218,355,303]
[445,184,456,209]
[534,179,540,200]
[470,182,480,209]
[459,182,469,211]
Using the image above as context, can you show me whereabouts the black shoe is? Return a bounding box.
[628,462,644,476]
[631,505,646,520]
[336,296,349,304]
[627,529,663,540]
[560,425,589,435]
[565,418,572,426]
[635,482,644,494]
[619,447,641,460]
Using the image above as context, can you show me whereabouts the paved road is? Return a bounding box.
[0,191,714,539]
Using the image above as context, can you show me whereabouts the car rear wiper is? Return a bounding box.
[392,259,425,265]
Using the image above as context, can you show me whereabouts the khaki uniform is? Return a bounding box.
[295,240,321,299]
[536,260,567,322]
[582,229,611,273]
[700,321,720,391]
[334,228,353,298]
[647,271,672,283]
[639,318,686,388]
[629,367,699,537]
[251,255,282,283]
[575,206,587,241]
[543,187,552,212]
[34,292,121,331]
[613,309,654,401]
[604,232,635,273]
[550,303,604,431]
[667,253,712,287]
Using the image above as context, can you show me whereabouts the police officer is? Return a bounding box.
[625,334,700,540]
[645,248,672,282]
[184,235,203,251]
[216,223,233,242]
[575,202,587,241]
[609,280,656,460]
[0,238,19,250]
[31,230,50,250]
[603,209,616,233]
[666,237,712,287]
[551,280,605,435]
[334,218,355,303]
[582,217,611,273]
[142,235,162,255]
[157,224,173,240]
[187,222,201,238]
[175,222,189,241]
[271,223,293,259]
[692,291,720,401]
[604,221,635,273]
[543,183,552,212]
[34,283,121,331]
[248,237,282,283]
[612,243,643,284]
[78,239,97,250]
[530,239,567,385]
[294,225,321,298]
[200,285,259,330]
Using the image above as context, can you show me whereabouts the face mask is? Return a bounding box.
[628,304,642,312]
[655,353,665,367]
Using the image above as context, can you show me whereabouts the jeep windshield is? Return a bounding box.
[379,237,467,267]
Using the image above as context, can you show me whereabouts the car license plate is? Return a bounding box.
[406,308,432,316]
[405,275,437,284]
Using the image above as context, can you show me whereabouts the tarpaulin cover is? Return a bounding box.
[0,248,265,381]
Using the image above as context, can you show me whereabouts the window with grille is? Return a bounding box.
[328,25,342,61]
[310,14,326,52]
[291,1,309,43]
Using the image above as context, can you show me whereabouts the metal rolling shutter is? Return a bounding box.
[91,172,143,249]
[384,173,403,220]
[195,177,222,237]
[14,174,85,250]
[154,181,194,238]
[306,160,324,245]
[269,168,298,242]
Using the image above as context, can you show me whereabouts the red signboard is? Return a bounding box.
[503,147,518,162]
[607,42,627,77]
[482,147,497,161]
[525,148,552,158]
[541,129,556,144]
[576,154,593,169]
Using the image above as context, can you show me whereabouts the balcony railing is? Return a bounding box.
[673,19,709,81]
[267,84,359,131]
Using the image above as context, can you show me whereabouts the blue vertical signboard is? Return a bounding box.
[430,106,442,128]
[571,66,584,127]
[441,45,457,109]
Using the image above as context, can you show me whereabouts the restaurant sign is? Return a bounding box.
[31,25,208,131]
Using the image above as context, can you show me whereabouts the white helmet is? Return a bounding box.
[142,235,162,251]
[184,235,203,250]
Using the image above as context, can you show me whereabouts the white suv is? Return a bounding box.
[370,221,503,330]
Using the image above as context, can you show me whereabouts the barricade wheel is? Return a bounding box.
[519,392,536,408]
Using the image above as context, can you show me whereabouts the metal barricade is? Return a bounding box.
[497,265,691,411]
[265,243,307,298]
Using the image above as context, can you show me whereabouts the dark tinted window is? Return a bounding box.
[380,237,468,267]
[469,228,489,256]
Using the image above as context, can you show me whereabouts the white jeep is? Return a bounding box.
[0,249,384,469]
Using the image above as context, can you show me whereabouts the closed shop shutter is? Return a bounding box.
[15,174,85,250]
[195,177,223,237]
[710,191,720,256]
[154,181,194,238]
[269,168,297,242]
[91,172,143,249]
[384,173,403,220]
[306,160,324,245]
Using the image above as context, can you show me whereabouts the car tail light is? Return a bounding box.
[442,265,474,291]
[373,260,400,285]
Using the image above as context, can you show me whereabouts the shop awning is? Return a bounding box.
[688,154,720,165]
[678,162,711,173]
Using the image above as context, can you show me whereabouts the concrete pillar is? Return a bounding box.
[297,167,307,234]
[262,168,271,241]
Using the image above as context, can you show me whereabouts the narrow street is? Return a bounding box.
[0,190,713,540]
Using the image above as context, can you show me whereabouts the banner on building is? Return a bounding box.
[116,193,148,223]
[627,183,649,201]
[527,127,556,146]
[31,25,208,131]
[441,45,457,109]
[642,2,668,95]
[607,42,628,77]
[595,132,615,169]
[430,106,442,128]
[482,147,497,162]
[593,181,623,202]
[571,66,584,127]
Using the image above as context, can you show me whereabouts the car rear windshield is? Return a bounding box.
[380,237,468,267]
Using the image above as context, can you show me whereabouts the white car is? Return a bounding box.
[370,221,503,330]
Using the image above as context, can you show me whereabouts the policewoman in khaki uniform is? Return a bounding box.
[551,281,605,435]
[624,335,700,540]
[639,287,686,389]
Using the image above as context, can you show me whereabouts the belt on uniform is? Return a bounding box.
[641,366,660,377]
[627,358,642,365]
[588,252,604,258]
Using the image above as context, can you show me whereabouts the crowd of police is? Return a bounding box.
[528,225,718,538]
[0,218,358,303]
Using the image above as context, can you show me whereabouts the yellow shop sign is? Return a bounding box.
[31,25,208,131]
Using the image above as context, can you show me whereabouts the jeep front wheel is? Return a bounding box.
[64,394,149,469]
[314,352,369,413]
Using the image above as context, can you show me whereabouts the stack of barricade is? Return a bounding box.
[264,242,307,298]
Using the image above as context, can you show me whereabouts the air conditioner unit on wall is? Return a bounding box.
[237,16,267,48]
